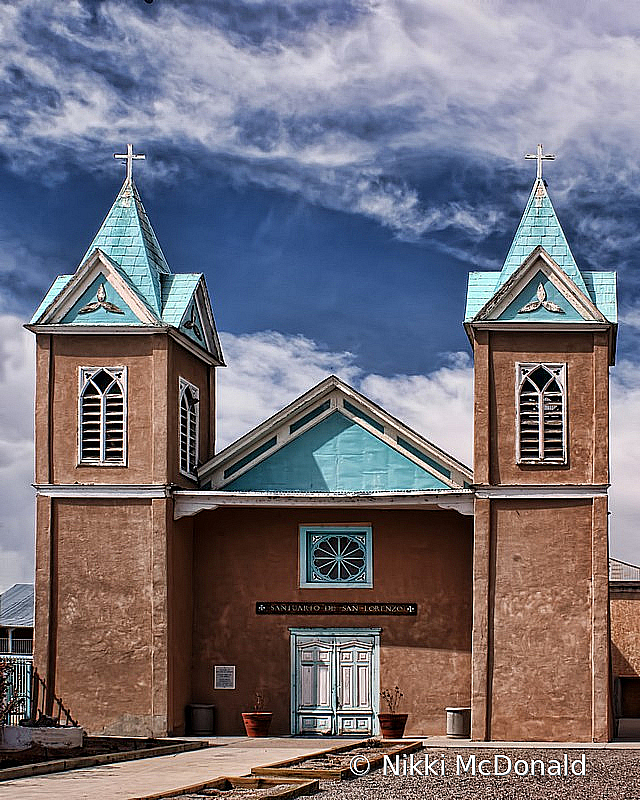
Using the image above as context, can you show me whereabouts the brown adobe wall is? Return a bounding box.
[474,330,610,485]
[34,497,170,736]
[485,499,600,741]
[168,514,194,735]
[34,333,216,488]
[35,333,166,485]
[190,507,473,736]
[610,591,640,678]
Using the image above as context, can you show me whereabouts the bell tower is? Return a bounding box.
[464,146,617,741]
[27,146,224,735]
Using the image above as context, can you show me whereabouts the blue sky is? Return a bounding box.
[2,0,640,587]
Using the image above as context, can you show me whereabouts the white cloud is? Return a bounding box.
[0,315,35,592]
[610,362,640,566]
[360,354,473,466]
[216,331,361,447]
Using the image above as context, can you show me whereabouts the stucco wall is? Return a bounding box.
[34,333,215,489]
[611,591,640,678]
[168,516,194,735]
[191,507,473,736]
[50,498,158,735]
[474,330,610,486]
[36,333,164,484]
[488,499,594,741]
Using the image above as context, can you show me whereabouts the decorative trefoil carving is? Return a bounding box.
[518,282,565,314]
[78,283,125,315]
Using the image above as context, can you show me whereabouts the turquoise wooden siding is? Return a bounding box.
[496,272,584,322]
[224,411,450,492]
[465,270,617,323]
[60,274,141,325]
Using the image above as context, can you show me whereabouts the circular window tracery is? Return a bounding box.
[309,533,367,583]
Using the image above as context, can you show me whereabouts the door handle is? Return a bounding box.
[337,685,342,708]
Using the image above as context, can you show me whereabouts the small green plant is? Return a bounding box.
[0,659,24,725]
[381,685,403,713]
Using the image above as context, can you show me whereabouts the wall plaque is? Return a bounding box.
[256,602,417,615]
[214,665,236,689]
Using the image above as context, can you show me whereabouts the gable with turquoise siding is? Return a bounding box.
[59,274,142,325]
[223,411,451,492]
[464,270,617,323]
[496,272,585,322]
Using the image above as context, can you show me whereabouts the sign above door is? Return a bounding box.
[256,602,417,615]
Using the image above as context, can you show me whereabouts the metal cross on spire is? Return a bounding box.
[525,143,555,180]
[114,143,146,182]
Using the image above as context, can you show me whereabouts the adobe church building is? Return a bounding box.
[28,145,618,742]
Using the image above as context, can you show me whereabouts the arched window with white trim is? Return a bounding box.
[517,363,566,463]
[79,367,127,464]
[179,378,199,477]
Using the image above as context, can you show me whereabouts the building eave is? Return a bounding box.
[34,484,173,498]
[173,489,475,519]
[24,324,225,367]
[465,320,617,365]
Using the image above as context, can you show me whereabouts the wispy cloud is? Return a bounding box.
[3,0,640,253]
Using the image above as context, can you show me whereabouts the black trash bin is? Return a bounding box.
[186,703,215,735]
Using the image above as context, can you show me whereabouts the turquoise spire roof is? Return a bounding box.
[80,177,170,315]
[497,178,587,296]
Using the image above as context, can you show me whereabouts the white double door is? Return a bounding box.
[291,628,379,736]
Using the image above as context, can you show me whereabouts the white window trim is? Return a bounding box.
[299,524,373,589]
[515,362,567,465]
[179,377,200,479]
[77,366,128,466]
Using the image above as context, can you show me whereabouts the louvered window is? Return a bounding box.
[179,379,199,477]
[517,364,566,463]
[79,367,126,464]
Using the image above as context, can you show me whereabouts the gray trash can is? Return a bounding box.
[445,707,471,738]
[187,703,215,735]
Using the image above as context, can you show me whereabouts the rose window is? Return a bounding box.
[309,533,367,583]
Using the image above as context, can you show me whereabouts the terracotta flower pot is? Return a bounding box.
[378,712,408,739]
[242,712,273,737]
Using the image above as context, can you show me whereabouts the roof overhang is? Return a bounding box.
[25,323,224,367]
[173,489,475,519]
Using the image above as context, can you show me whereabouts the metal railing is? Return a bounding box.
[1,656,32,725]
[1,658,79,727]
[0,638,33,655]
[29,666,79,727]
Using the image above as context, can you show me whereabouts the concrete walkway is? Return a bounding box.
[2,736,640,800]
[0,737,349,800]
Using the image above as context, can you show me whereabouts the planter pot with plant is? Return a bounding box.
[378,686,408,739]
[242,690,273,738]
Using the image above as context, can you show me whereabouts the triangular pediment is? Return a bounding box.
[182,280,223,362]
[473,247,608,324]
[32,249,161,326]
[60,274,139,324]
[199,376,471,491]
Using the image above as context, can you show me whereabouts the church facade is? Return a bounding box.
[27,147,617,741]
